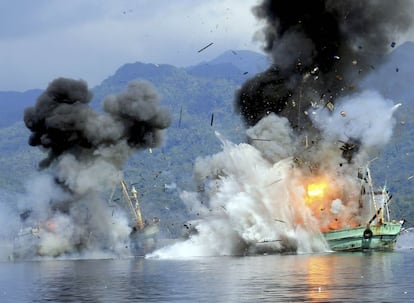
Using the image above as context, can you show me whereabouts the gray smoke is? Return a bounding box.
[24,78,170,169]
[19,78,171,258]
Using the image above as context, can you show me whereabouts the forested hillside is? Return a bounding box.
[1,45,414,228]
[362,42,414,223]
[0,51,262,230]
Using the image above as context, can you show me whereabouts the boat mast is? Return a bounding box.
[365,167,378,213]
[120,180,145,230]
[365,165,393,225]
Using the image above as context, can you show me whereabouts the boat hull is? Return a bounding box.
[323,222,402,252]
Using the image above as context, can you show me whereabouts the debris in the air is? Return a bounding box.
[340,111,346,117]
[250,138,273,142]
[198,42,214,53]
[326,102,334,111]
[311,66,319,74]
[391,41,396,48]
[178,106,182,128]
[334,55,340,60]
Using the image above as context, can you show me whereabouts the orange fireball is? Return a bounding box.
[305,177,329,205]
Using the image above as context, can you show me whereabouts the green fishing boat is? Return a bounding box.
[323,166,404,251]
[324,221,403,251]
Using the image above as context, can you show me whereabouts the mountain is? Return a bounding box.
[0,89,42,128]
[362,41,414,102]
[185,49,270,82]
[0,50,269,228]
[1,46,414,226]
[357,42,414,221]
[205,49,270,74]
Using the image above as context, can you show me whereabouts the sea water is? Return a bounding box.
[1,249,413,303]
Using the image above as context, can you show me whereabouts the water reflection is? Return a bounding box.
[0,252,411,303]
[306,255,333,301]
[305,252,397,302]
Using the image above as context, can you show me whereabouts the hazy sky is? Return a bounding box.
[0,0,263,91]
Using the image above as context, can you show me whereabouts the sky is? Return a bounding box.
[0,0,264,92]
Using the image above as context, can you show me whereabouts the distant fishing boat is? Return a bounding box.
[323,166,404,251]
[118,180,161,256]
[11,180,161,260]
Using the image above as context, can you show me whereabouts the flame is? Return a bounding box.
[307,182,327,201]
[302,175,352,232]
[305,177,329,204]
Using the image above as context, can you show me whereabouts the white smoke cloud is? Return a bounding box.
[0,172,132,261]
[312,90,400,147]
[246,114,297,163]
[57,154,123,195]
[148,134,329,259]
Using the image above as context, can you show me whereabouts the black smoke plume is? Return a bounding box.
[24,78,170,169]
[235,0,414,130]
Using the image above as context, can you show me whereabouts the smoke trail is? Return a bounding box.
[16,78,170,259]
[149,1,410,258]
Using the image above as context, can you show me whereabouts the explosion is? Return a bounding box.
[16,78,171,259]
[149,0,412,258]
[302,173,359,233]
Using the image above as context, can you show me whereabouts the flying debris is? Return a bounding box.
[326,102,334,111]
[197,42,214,53]
[249,138,272,142]
[178,106,183,128]
[210,113,214,126]
[339,139,360,164]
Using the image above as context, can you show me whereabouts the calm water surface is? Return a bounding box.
[1,251,413,302]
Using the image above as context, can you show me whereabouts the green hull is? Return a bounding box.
[323,222,402,251]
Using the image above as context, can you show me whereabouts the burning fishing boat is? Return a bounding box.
[11,179,160,260]
[117,180,161,256]
[322,166,404,251]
